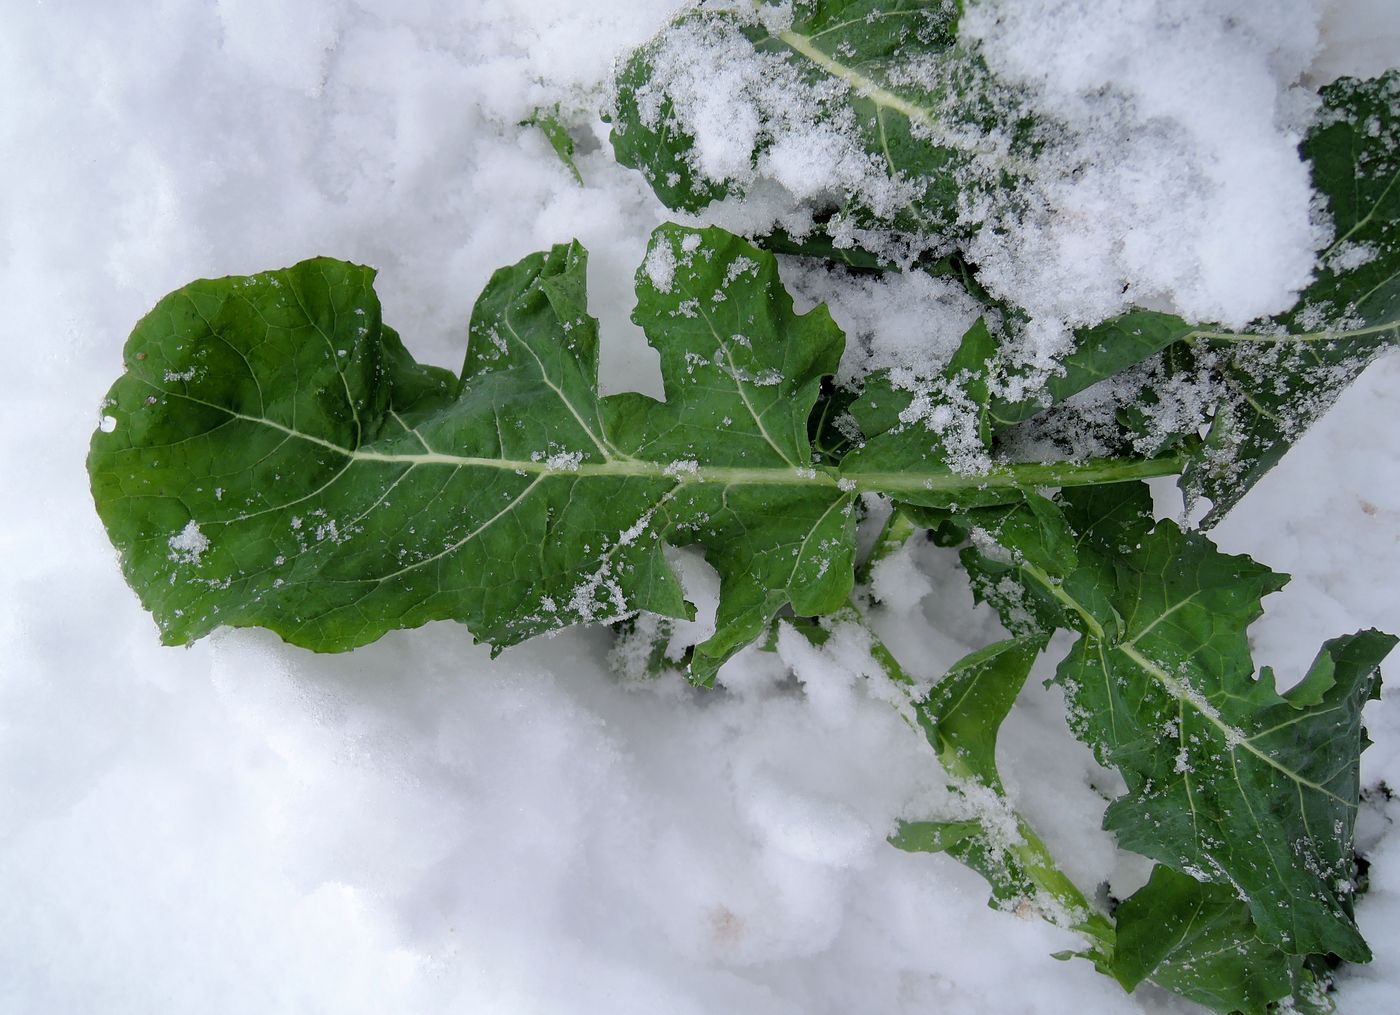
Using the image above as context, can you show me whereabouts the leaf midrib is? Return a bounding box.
[1018,560,1354,806]
[768,24,1032,170]
[146,381,1186,495]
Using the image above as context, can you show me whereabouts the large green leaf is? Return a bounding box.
[90,221,1197,680]
[90,227,859,682]
[972,483,1395,962]
[610,0,1026,265]
[1111,865,1310,1014]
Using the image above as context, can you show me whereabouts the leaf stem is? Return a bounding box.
[842,452,1184,497]
[1185,319,1399,344]
[842,511,1116,957]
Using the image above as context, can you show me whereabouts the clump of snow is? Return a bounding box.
[781,260,992,387]
[663,458,700,478]
[643,234,678,292]
[776,618,911,730]
[960,0,1327,330]
[1326,240,1378,273]
[167,520,210,566]
[545,449,584,471]
[869,539,935,616]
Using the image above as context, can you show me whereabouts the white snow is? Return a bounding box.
[782,260,992,387]
[869,539,936,616]
[167,520,211,566]
[644,234,678,293]
[961,0,1328,329]
[2,2,1398,1014]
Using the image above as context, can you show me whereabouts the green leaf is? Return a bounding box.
[89,229,860,683]
[521,104,584,184]
[988,310,1197,430]
[915,637,1041,792]
[89,223,1196,681]
[979,483,1396,962]
[842,317,1007,508]
[1181,71,1400,523]
[894,637,1115,952]
[890,819,981,853]
[609,0,1025,264]
[1112,866,1300,1014]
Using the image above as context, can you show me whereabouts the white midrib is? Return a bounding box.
[775,28,939,132]
[184,397,1182,497]
[206,398,839,487]
[772,26,1034,174]
[1188,318,1400,345]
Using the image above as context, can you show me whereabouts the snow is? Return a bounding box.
[167,520,211,566]
[644,234,678,292]
[782,260,991,387]
[869,539,936,616]
[961,0,1327,329]
[2,2,1398,1014]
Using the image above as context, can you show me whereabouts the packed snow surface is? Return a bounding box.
[2,1,1399,1013]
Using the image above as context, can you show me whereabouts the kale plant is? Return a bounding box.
[90,2,1399,1011]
